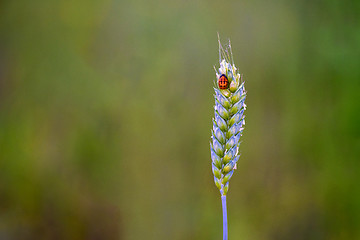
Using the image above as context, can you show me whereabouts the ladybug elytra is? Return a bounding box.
[218,74,229,89]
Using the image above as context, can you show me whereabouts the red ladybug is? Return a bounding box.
[218,74,229,89]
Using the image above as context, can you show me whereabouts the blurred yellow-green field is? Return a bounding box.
[0,0,359,239]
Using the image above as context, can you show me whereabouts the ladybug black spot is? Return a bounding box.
[218,74,229,89]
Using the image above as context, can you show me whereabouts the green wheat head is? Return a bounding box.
[210,38,246,196]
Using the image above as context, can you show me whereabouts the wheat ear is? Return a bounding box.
[210,35,246,240]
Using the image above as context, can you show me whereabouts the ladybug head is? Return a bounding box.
[218,74,229,90]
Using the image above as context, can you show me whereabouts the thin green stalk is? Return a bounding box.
[222,195,228,240]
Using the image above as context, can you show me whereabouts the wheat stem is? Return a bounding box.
[222,195,228,240]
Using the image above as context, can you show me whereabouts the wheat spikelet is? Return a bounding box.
[210,35,246,240]
[210,36,246,196]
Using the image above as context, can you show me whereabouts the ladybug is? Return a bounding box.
[218,74,229,89]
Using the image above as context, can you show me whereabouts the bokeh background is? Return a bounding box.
[1,0,359,239]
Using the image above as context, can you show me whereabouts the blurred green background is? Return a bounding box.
[0,0,359,239]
